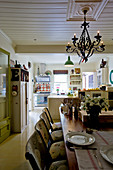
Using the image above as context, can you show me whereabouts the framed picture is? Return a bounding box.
[75,68,80,74]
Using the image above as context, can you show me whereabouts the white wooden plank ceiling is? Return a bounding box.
[0,0,113,46]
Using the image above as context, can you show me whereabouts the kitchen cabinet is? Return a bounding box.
[0,48,11,143]
[69,73,82,91]
[78,90,113,110]
[48,95,80,121]
[33,75,50,107]
[97,67,108,87]
[11,68,29,132]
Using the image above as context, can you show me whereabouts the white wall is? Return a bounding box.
[0,32,34,111]
[0,32,15,59]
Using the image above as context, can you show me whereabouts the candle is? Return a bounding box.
[68,42,70,46]
[74,33,76,38]
[97,31,100,36]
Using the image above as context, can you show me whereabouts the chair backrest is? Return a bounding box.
[63,98,81,107]
[35,119,53,148]
[25,131,51,170]
[43,107,53,124]
[40,112,53,131]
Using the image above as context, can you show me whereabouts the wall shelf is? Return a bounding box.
[70,72,82,90]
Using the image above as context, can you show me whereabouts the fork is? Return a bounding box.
[93,150,103,169]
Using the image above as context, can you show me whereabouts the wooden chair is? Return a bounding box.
[40,112,63,142]
[25,131,68,170]
[63,98,81,108]
[35,119,67,161]
[43,107,62,131]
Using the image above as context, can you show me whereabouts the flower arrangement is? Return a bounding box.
[82,95,109,112]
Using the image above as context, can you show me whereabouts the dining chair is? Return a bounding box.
[43,107,62,131]
[35,119,67,161]
[25,131,68,170]
[40,112,63,142]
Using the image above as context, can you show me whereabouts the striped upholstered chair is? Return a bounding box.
[25,131,68,170]
[43,107,62,131]
[35,119,67,161]
[40,112,63,142]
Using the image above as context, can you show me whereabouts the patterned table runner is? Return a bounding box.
[74,131,113,170]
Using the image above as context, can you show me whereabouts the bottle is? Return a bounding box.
[37,67,40,76]
[68,105,72,117]
[74,105,78,120]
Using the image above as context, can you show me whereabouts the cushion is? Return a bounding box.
[49,160,68,170]
[51,130,63,142]
[49,141,66,160]
[52,122,62,131]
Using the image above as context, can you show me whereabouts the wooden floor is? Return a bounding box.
[0,107,44,170]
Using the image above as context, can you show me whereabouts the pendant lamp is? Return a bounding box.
[64,56,74,67]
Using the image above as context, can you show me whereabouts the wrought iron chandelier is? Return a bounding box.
[66,9,105,64]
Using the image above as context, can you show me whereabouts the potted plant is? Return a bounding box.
[82,95,108,112]
[82,95,109,129]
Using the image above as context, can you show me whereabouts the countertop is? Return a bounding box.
[48,95,79,99]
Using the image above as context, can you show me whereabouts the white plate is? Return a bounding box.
[66,132,95,146]
[100,145,113,164]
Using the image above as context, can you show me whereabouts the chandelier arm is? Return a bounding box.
[87,48,95,58]
[79,29,86,49]
[73,41,77,48]
[66,47,77,53]
[95,47,105,52]
[76,50,83,58]
[93,40,101,47]
[85,29,92,50]
[79,58,82,65]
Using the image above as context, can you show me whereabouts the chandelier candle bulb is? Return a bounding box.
[74,34,76,38]
[97,31,100,36]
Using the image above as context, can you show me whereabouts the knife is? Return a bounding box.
[70,146,97,150]
[93,150,103,169]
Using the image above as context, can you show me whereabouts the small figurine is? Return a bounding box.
[100,59,107,68]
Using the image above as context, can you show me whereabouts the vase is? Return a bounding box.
[89,105,101,130]
[74,106,78,120]
[68,106,72,117]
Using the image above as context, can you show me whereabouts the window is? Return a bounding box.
[54,74,68,94]
[89,75,93,89]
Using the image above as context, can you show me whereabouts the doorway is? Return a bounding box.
[82,72,97,90]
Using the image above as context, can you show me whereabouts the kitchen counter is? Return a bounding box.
[33,92,50,107]
[48,95,78,98]
[48,95,80,121]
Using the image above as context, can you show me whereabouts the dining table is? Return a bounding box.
[59,107,113,170]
